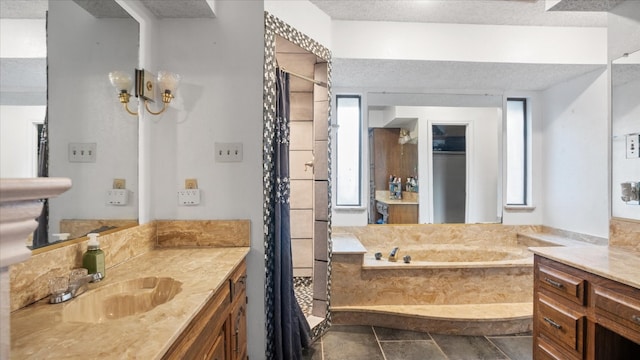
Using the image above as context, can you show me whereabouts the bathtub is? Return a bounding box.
[330,225,537,335]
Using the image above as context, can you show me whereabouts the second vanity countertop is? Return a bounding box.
[375,190,419,205]
[11,247,249,359]
[529,245,640,290]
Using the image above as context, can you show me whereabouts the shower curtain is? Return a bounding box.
[32,111,49,248]
[270,68,311,359]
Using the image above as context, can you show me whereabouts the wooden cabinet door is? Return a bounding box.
[204,325,227,360]
[230,297,248,360]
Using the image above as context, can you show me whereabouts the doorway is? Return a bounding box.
[431,124,467,223]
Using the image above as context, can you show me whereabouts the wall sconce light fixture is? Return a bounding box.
[621,181,639,205]
[109,69,180,116]
[398,128,412,145]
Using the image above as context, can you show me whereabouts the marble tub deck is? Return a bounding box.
[332,303,533,336]
[331,233,534,335]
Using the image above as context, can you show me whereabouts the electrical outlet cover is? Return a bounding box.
[178,189,201,206]
[106,189,128,205]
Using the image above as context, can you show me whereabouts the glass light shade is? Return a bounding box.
[157,71,181,93]
[109,71,133,91]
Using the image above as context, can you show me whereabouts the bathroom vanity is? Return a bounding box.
[370,128,419,224]
[11,247,249,359]
[375,191,419,224]
[531,248,640,359]
[163,260,247,359]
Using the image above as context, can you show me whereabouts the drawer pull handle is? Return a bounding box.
[544,278,564,289]
[632,315,640,325]
[544,317,562,330]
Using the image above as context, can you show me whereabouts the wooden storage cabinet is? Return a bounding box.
[533,255,640,360]
[376,200,418,224]
[163,260,247,360]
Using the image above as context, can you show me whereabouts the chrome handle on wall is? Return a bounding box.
[304,161,314,172]
[544,317,562,330]
[544,278,564,289]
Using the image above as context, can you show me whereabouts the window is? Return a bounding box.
[506,98,528,205]
[335,95,362,206]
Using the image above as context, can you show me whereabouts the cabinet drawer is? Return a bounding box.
[593,285,640,335]
[538,264,586,305]
[229,261,247,302]
[538,294,585,357]
[536,337,580,360]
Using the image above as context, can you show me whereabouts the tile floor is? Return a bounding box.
[302,325,533,360]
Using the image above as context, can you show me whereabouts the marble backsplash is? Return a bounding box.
[333,224,542,250]
[9,220,250,312]
[541,225,608,245]
[609,218,640,252]
[59,219,139,240]
[156,220,250,247]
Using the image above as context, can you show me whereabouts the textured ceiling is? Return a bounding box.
[331,58,606,91]
[1,0,625,103]
[139,0,214,18]
[0,0,47,18]
[547,0,626,12]
[308,0,611,27]
[0,0,214,19]
[73,0,131,18]
[3,0,622,21]
[1,0,618,22]
[317,0,617,94]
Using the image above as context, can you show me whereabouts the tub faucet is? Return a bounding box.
[388,247,400,262]
[49,271,103,304]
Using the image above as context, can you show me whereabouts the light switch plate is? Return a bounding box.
[69,143,97,163]
[178,189,201,206]
[106,189,128,205]
[215,142,243,162]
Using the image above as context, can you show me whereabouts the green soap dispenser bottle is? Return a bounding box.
[83,233,105,277]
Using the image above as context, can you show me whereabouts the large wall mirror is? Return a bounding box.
[611,48,640,221]
[366,94,502,225]
[0,0,139,249]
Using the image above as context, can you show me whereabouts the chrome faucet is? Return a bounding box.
[49,271,103,304]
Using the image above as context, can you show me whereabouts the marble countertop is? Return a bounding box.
[529,245,640,289]
[332,233,367,254]
[375,191,419,205]
[11,247,249,359]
